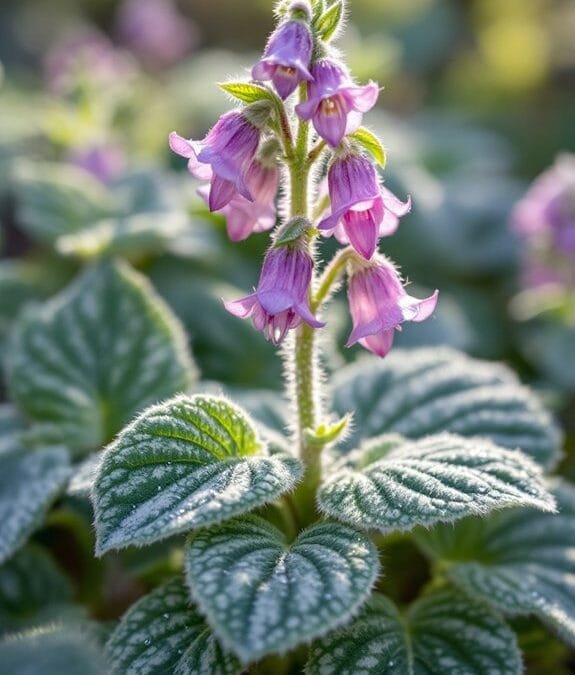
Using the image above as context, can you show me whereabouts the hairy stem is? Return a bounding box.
[312,246,354,311]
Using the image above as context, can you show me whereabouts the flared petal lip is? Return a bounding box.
[223,294,258,319]
[169,131,212,181]
[296,80,379,120]
[399,289,439,322]
[253,56,313,82]
[295,303,326,328]
[318,194,380,231]
[257,290,296,315]
[345,317,390,347]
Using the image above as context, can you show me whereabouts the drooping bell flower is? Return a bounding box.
[318,153,410,259]
[198,160,279,241]
[346,255,438,358]
[512,153,575,258]
[224,243,324,344]
[169,111,260,211]
[252,19,313,100]
[295,59,379,147]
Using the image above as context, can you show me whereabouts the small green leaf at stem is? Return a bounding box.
[350,127,387,167]
[315,1,344,42]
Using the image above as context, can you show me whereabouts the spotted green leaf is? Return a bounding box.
[332,347,561,469]
[7,259,195,456]
[94,395,302,555]
[0,447,71,564]
[185,516,378,663]
[307,588,521,674]
[0,623,107,675]
[319,433,554,533]
[0,545,74,635]
[106,577,239,675]
[417,480,575,648]
[350,127,386,167]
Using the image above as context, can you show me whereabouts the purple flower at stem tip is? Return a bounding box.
[169,111,260,211]
[252,20,313,100]
[319,153,411,259]
[295,59,379,147]
[347,256,438,358]
[198,160,279,242]
[224,245,324,345]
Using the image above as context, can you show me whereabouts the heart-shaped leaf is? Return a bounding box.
[7,259,195,456]
[332,347,561,468]
[94,395,302,555]
[185,516,379,663]
[107,577,240,675]
[417,480,575,648]
[319,433,555,533]
[0,447,71,564]
[307,588,521,674]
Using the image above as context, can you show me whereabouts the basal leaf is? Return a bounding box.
[418,481,575,648]
[11,161,115,243]
[332,347,561,469]
[319,433,554,533]
[7,259,195,456]
[307,588,521,674]
[0,623,107,675]
[0,545,74,635]
[94,395,302,554]
[0,447,71,564]
[350,127,386,167]
[185,516,378,663]
[106,577,239,675]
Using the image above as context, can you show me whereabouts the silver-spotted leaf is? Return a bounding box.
[0,623,107,675]
[0,447,71,564]
[0,545,74,635]
[332,347,561,468]
[418,480,575,648]
[93,395,302,554]
[106,577,239,675]
[185,516,379,663]
[307,588,521,674]
[7,259,195,456]
[319,433,554,533]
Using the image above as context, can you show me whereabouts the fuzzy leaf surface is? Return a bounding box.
[351,127,386,167]
[315,1,344,42]
[107,577,239,675]
[94,395,302,554]
[185,516,378,663]
[417,480,575,648]
[332,347,561,468]
[0,545,74,635]
[307,588,521,674]
[0,447,71,564]
[219,82,280,107]
[319,433,554,533]
[0,623,107,675]
[7,259,195,456]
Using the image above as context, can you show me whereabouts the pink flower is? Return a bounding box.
[224,244,324,344]
[169,111,260,211]
[252,20,313,100]
[295,59,379,147]
[346,256,438,358]
[318,154,411,259]
[68,144,125,184]
[199,160,279,241]
[116,0,199,68]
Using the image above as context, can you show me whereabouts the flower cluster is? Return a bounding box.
[512,153,575,292]
[170,0,437,358]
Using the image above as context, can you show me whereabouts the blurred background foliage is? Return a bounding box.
[0,0,573,435]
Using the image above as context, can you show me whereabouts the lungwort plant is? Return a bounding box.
[1,1,575,674]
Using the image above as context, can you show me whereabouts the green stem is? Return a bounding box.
[312,247,354,311]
